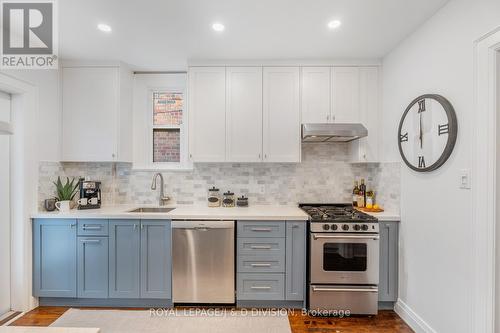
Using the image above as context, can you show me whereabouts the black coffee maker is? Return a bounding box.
[78,179,101,210]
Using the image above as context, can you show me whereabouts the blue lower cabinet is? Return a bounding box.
[109,220,140,298]
[33,219,77,297]
[140,220,172,299]
[237,273,285,300]
[285,222,306,301]
[77,237,108,298]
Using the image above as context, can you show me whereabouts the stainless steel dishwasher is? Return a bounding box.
[172,220,235,303]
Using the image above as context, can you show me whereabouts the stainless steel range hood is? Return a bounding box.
[301,123,368,143]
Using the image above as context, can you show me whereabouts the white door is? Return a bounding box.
[0,91,11,316]
[188,67,226,162]
[263,67,301,163]
[332,67,360,123]
[226,67,263,162]
[62,67,118,162]
[301,67,331,123]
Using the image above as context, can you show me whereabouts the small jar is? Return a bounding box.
[207,187,221,207]
[222,191,235,207]
[237,196,249,207]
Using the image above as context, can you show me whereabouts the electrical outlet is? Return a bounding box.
[459,169,471,189]
[260,185,265,193]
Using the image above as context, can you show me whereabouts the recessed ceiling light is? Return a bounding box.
[97,23,112,33]
[327,20,342,30]
[212,23,225,32]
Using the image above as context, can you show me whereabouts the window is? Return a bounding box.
[133,74,191,169]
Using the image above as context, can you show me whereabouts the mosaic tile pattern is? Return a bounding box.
[38,144,401,212]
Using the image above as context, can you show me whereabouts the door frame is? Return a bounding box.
[0,72,39,312]
[472,26,500,333]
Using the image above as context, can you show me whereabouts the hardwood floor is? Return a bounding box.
[9,306,414,332]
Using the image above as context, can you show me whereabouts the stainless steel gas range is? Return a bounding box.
[300,204,380,315]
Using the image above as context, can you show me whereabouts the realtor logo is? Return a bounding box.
[1,0,58,69]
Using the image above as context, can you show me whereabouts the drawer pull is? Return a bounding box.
[250,245,272,250]
[250,228,272,232]
[250,263,272,267]
[251,286,272,290]
[80,239,101,244]
[312,287,378,293]
[83,225,103,230]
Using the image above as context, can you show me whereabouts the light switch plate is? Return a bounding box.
[459,169,471,189]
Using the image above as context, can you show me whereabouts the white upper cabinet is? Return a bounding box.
[188,67,226,162]
[263,67,301,163]
[61,64,132,162]
[226,67,263,162]
[301,67,331,123]
[350,67,381,162]
[332,67,360,123]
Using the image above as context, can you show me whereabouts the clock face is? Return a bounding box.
[398,94,457,172]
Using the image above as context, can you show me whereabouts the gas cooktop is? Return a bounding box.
[300,203,378,233]
[300,203,377,222]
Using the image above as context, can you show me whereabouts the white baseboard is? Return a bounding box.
[395,299,437,333]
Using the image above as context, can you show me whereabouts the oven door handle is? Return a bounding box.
[312,234,380,240]
[312,286,378,293]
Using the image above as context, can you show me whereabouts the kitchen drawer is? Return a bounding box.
[238,238,285,256]
[237,255,285,273]
[237,273,285,300]
[237,221,285,238]
[77,219,108,236]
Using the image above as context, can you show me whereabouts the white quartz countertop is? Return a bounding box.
[31,204,310,221]
[361,210,401,222]
[0,328,100,333]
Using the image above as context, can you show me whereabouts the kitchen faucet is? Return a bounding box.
[151,173,170,206]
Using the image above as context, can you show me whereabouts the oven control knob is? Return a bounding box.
[331,224,338,231]
[353,224,361,231]
[342,224,349,231]
[322,224,330,231]
[362,224,369,231]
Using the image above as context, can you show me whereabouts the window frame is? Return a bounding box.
[132,73,192,170]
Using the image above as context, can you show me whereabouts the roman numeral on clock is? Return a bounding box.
[418,156,426,168]
[438,124,449,136]
[418,99,426,113]
[400,132,408,142]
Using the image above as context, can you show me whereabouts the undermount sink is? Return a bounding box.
[128,207,175,213]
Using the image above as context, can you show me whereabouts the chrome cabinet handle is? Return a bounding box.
[133,224,137,230]
[250,263,272,267]
[313,234,379,240]
[70,224,76,228]
[250,245,272,249]
[250,286,271,290]
[80,239,101,244]
[250,228,272,232]
[141,224,144,230]
[83,225,102,230]
[312,286,378,293]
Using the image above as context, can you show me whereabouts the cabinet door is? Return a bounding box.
[226,67,263,162]
[77,237,108,298]
[301,67,331,123]
[263,67,301,163]
[188,67,226,162]
[379,221,399,302]
[285,222,306,301]
[355,67,380,162]
[332,67,360,123]
[109,220,140,298]
[33,219,77,297]
[140,220,172,299]
[62,67,119,162]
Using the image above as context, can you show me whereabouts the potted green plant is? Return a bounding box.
[53,176,79,212]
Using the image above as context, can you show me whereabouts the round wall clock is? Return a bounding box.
[397,94,457,172]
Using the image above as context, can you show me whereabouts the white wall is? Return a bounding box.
[382,0,500,331]
[496,51,500,333]
[0,69,61,161]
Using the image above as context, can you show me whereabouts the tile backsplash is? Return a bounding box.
[38,143,400,212]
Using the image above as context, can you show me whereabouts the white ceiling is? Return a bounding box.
[59,0,449,70]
